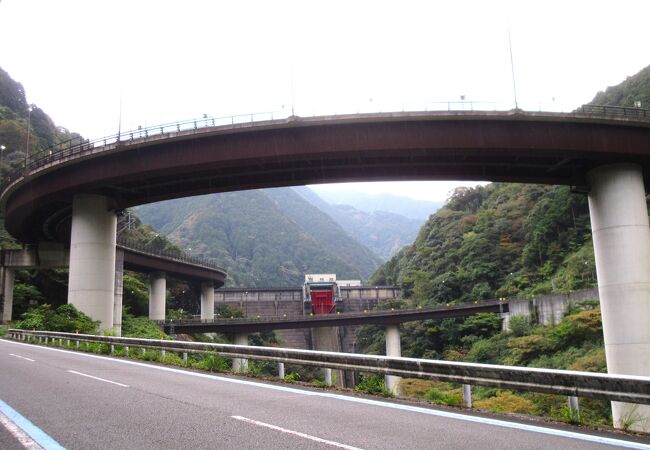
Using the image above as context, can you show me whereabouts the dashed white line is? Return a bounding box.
[231,415,363,450]
[67,370,129,388]
[4,339,650,449]
[9,354,35,362]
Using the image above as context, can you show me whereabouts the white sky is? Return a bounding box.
[0,0,648,202]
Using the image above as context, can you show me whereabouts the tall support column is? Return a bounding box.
[68,194,117,332]
[232,333,249,372]
[113,249,124,336]
[148,272,166,321]
[385,324,401,394]
[2,268,14,323]
[588,163,650,431]
[200,281,214,320]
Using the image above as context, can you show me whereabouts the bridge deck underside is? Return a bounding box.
[4,113,650,242]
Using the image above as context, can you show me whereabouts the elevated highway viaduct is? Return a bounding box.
[2,106,650,429]
[0,238,226,334]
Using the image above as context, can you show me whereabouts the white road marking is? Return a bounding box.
[0,410,43,450]
[67,370,129,388]
[4,339,650,449]
[9,354,35,362]
[232,415,363,450]
[0,399,65,450]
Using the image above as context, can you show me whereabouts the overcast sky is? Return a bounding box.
[0,0,648,202]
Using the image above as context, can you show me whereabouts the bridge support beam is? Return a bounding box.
[200,281,214,320]
[588,163,650,431]
[113,249,124,336]
[148,272,166,321]
[68,194,117,332]
[2,268,14,323]
[232,333,249,372]
[385,324,401,394]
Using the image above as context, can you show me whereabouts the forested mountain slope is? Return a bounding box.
[135,188,383,287]
[292,186,424,259]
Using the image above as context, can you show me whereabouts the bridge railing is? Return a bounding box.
[161,299,507,326]
[577,104,649,118]
[3,104,649,196]
[116,235,225,272]
[7,328,650,406]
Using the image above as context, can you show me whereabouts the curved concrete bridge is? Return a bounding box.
[1,105,650,429]
[0,236,226,334]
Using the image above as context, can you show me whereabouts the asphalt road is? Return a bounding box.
[1,339,649,450]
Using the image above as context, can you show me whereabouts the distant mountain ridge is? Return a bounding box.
[135,188,383,288]
[308,189,442,220]
[292,187,423,260]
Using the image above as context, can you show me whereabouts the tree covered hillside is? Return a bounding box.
[371,183,595,303]
[590,64,650,108]
[135,188,383,288]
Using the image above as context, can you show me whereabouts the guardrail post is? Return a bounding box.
[110,344,115,355]
[278,362,285,379]
[232,333,249,372]
[568,396,580,420]
[142,348,146,356]
[125,346,129,356]
[66,339,70,347]
[462,384,472,408]
[385,324,402,395]
[75,340,79,349]
[161,350,166,359]
[325,368,332,387]
[183,352,188,366]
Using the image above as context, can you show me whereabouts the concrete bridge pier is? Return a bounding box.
[67,194,117,332]
[588,163,650,431]
[2,267,14,323]
[148,272,166,321]
[113,249,124,336]
[200,281,214,320]
[232,333,249,372]
[385,324,401,394]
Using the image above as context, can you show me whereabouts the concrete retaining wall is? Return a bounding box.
[502,287,599,330]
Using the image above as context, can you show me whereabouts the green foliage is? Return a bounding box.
[354,374,392,397]
[135,188,382,287]
[283,372,301,383]
[589,65,650,108]
[14,304,99,334]
[475,391,535,414]
[166,308,189,321]
[121,313,166,339]
[424,387,462,406]
[547,308,603,350]
[191,352,230,372]
[122,274,149,317]
[371,183,594,306]
[507,315,531,337]
[0,325,7,336]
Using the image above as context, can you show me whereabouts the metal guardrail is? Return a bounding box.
[577,104,649,118]
[2,104,649,196]
[116,235,225,272]
[7,329,650,405]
